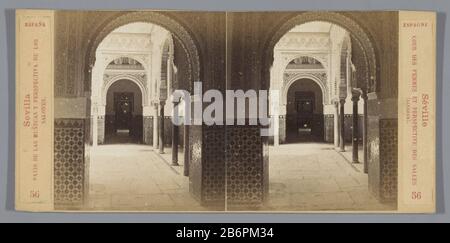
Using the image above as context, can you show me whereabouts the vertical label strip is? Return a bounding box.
[15,10,54,211]
[398,11,436,212]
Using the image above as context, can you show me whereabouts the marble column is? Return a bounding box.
[352,91,360,163]
[274,115,280,147]
[334,101,340,148]
[153,103,159,150]
[92,103,98,147]
[362,92,369,173]
[172,100,180,166]
[339,98,346,152]
[97,105,106,145]
[159,100,165,154]
[184,125,189,176]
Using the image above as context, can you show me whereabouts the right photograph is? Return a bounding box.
[226,11,399,211]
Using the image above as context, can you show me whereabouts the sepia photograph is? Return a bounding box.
[49,10,400,212]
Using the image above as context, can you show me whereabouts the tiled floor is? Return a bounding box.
[87,144,207,211]
[262,142,396,211]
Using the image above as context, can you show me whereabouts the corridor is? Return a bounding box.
[265,143,396,211]
[87,144,204,211]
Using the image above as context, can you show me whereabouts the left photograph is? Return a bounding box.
[53,11,226,211]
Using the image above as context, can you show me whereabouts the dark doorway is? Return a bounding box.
[114,92,134,131]
[286,79,324,143]
[105,80,143,144]
[295,91,314,134]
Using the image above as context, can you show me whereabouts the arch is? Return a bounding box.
[263,12,379,94]
[282,73,328,106]
[85,11,201,92]
[102,74,148,107]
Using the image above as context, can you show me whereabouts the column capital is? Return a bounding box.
[361,91,368,100]
[332,99,340,107]
[339,98,346,105]
[339,85,347,100]
[351,90,360,102]
[172,96,181,105]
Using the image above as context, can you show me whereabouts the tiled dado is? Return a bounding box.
[188,125,226,208]
[54,119,86,209]
[202,126,226,206]
[324,114,334,143]
[278,115,286,144]
[226,126,265,208]
[97,115,105,144]
[379,118,398,202]
[143,116,153,145]
[190,125,267,208]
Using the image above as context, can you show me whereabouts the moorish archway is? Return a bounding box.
[85,11,201,90]
[55,12,204,209]
[263,11,379,94]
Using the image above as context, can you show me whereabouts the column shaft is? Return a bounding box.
[362,94,369,173]
[172,101,180,166]
[334,101,340,148]
[159,101,165,154]
[339,99,345,152]
[172,124,179,165]
[352,93,360,163]
[184,125,190,176]
[153,104,159,150]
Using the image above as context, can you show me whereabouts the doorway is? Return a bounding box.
[105,79,143,144]
[286,79,324,143]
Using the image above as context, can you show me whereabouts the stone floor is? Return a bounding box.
[87,144,209,211]
[103,130,141,144]
[340,146,365,173]
[87,141,395,212]
[158,148,185,175]
[262,142,396,211]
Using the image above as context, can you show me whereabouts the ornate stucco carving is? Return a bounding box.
[284,71,327,84]
[276,33,331,50]
[100,53,150,71]
[103,72,147,87]
[280,52,328,70]
[97,33,152,52]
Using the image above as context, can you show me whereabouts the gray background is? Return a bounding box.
[0,0,448,223]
